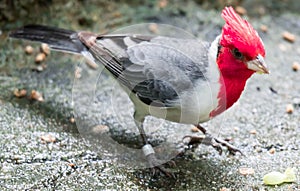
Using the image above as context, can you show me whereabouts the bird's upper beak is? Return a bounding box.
[246,54,269,74]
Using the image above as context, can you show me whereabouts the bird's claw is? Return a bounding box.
[146,153,176,178]
[183,134,243,155]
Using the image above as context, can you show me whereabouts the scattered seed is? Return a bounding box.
[260,25,268,33]
[85,59,98,69]
[25,45,34,55]
[113,11,121,18]
[250,129,257,135]
[35,53,46,63]
[286,104,294,114]
[239,167,255,175]
[292,61,300,71]
[235,6,247,15]
[40,43,50,55]
[68,163,76,168]
[191,126,200,132]
[269,147,276,154]
[70,117,75,123]
[41,134,56,143]
[282,31,295,43]
[30,90,44,102]
[92,125,109,134]
[148,23,159,34]
[158,0,168,8]
[13,89,27,98]
[220,187,230,191]
[75,67,82,79]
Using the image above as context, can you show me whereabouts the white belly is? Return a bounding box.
[128,36,221,125]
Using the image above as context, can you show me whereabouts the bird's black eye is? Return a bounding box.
[233,48,243,59]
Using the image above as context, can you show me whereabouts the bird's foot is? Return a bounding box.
[142,144,176,178]
[146,153,176,178]
[183,134,243,155]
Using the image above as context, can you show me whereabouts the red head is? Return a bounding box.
[218,6,268,76]
[221,7,265,59]
[210,6,269,117]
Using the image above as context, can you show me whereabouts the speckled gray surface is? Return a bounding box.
[0,1,300,190]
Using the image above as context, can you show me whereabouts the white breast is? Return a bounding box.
[132,36,221,125]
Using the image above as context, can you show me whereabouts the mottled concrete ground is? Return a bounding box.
[0,1,299,190]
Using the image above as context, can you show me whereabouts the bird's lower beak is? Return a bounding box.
[246,54,269,74]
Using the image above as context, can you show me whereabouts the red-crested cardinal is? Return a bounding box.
[10,7,268,176]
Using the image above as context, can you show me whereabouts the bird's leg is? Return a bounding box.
[134,113,175,178]
[183,124,243,155]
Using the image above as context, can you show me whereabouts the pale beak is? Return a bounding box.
[246,54,269,74]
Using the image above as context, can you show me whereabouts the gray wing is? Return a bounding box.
[87,35,210,107]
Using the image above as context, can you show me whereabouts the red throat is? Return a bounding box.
[210,48,255,118]
[210,6,265,117]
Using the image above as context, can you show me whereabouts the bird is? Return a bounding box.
[9,6,268,176]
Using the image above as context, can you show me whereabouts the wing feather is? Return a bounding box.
[85,35,210,107]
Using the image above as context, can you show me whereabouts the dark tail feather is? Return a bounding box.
[9,24,84,54]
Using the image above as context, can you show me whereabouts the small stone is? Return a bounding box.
[292,61,300,71]
[282,31,296,43]
[239,167,255,175]
[30,90,44,102]
[191,126,200,132]
[35,53,46,63]
[25,45,34,54]
[13,89,27,98]
[41,134,56,143]
[250,129,257,135]
[286,104,294,114]
[40,43,50,55]
[36,65,44,72]
[233,127,239,132]
[235,6,247,15]
[269,147,276,154]
[148,23,158,34]
[260,25,268,33]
